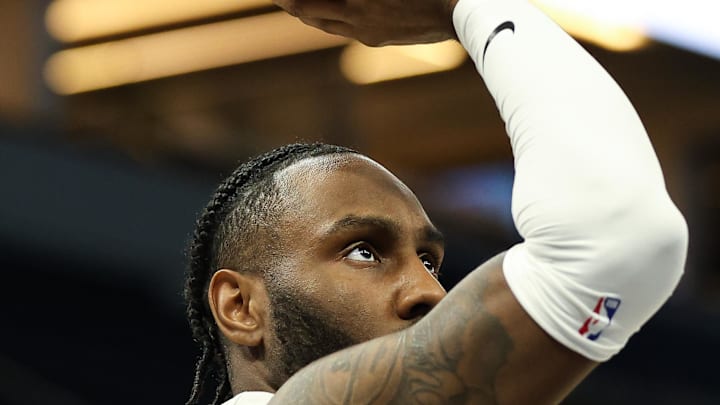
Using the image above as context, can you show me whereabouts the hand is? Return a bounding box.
[273,0,460,46]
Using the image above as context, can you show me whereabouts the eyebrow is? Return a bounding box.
[321,214,445,247]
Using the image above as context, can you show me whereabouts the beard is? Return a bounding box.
[266,284,359,384]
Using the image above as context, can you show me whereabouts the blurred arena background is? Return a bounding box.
[1,0,719,403]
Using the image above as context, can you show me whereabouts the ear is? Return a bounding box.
[208,269,269,347]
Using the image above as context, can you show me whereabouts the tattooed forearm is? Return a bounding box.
[270,256,515,405]
[392,271,513,405]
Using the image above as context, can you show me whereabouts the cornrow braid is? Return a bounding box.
[184,143,357,404]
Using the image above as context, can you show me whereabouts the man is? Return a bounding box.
[184,0,689,403]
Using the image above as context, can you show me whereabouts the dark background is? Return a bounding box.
[1,1,719,404]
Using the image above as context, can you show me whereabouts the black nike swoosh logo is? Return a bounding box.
[483,21,515,68]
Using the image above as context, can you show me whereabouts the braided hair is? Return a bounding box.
[184,143,357,404]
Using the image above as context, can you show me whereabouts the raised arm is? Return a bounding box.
[270,0,688,403]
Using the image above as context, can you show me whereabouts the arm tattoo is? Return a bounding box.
[270,267,514,405]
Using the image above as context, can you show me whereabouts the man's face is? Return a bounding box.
[264,154,447,382]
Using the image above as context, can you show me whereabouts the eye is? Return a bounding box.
[420,254,441,278]
[346,245,378,262]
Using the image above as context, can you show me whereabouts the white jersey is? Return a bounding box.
[222,391,274,405]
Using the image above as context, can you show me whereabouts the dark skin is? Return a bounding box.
[210,155,447,390]
[273,0,460,46]
[209,155,597,404]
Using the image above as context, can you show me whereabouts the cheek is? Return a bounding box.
[326,278,396,338]
[299,262,400,338]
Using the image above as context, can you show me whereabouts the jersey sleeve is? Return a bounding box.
[453,0,688,361]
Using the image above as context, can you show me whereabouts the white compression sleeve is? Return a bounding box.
[453,0,688,361]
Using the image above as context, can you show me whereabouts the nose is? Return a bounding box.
[395,262,447,321]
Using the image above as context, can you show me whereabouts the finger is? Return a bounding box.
[298,17,355,38]
[274,0,350,22]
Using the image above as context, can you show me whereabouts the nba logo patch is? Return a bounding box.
[578,296,621,341]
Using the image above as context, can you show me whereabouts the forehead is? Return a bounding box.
[275,154,432,234]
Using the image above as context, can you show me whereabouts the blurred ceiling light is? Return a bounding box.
[532,1,720,60]
[46,0,273,43]
[634,0,720,61]
[532,0,649,51]
[340,41,467,85]
[44,12,350,95]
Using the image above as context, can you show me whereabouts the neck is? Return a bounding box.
[227,346,279,395]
